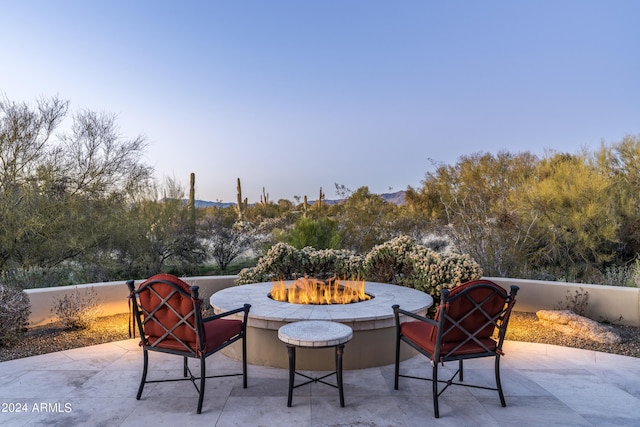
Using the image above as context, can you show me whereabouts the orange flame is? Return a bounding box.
[270,277,370,304]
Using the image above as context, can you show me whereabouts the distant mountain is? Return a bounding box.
[318,190,406,205]
[193,200,235,208]
[192,190,406,208]
[380,190,406,205]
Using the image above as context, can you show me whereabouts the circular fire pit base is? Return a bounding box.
[221,324,419,370]
[211,282,433,370]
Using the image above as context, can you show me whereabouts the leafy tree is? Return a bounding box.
[117,178,206,277]
[201,207,255,272]
[0,96,155,282]
[333,186,398,253]
[517,152,618,279]
[406,152,538,277]
[594,135,640,262]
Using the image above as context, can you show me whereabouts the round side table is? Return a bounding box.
[278,320,353,407]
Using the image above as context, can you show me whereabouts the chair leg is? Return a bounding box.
[242,333,248,388]
[184,356,188,377]
[495,355,506,407]
[197,356,206,414]
[432,363,440,418]
[394,333,400,390]
[136,349,149,400]
[459,359,464,382]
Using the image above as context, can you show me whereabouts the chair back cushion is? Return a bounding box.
[431,279,508,344]
[136,274,200,353]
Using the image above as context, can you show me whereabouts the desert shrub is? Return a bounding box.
[236,243,307,284]
[555,287,590,316]
[0,284,31,346]
[0,266,71,289]
[283,217,342,250]
[236,243,363,283]
[301,247,363,279]
[51,287,101,330]
[363,236,483,298]
[420,233,454,253]
[0,263,118,289]
[600,261,640,287]
[363,235,418,284]
[236,235,483,302]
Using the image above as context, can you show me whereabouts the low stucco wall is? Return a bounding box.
[25,275,237,326]
[25,275,640,327]
[488,277,640,327]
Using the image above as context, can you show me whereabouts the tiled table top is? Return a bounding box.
[278,320,353,347]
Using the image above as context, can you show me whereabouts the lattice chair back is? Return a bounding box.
[433,279,516,361]
[132,274,203,355]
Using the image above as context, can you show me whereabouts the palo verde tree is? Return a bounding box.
[594,134,640,262]
[516,152,619,280]
[0,95,154,284]
[116,177,207,278]
[332,186,399,253]
[406,151,539,277]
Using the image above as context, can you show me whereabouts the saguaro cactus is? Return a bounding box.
[235,178,248,221]
[303,195,309,218]
[260,187,269,207]
[188,172,196,227]
[316,187,325,211]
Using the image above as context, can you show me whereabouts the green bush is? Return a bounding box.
[284,217,342,250]
[0,284,31,346]
[236,235,483,302]
[0,266,72,289]
[51,287,101,330]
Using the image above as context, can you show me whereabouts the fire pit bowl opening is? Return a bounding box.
[210,281,433,370]
[269,276,372,305]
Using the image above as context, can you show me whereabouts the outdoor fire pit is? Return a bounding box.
[210,281,433,370]
[270,276,371,304]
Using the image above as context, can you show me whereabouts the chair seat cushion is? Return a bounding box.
[202,318,243,352]
[401,321,497,358]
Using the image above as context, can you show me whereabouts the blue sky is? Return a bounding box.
[1,1,638,202]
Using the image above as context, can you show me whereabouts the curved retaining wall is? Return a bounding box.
[25,275,238,326]
[24,276,640,327]
[488,277,640,326]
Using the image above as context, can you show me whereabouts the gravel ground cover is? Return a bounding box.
[1,311,638,362]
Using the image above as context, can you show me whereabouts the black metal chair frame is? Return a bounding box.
[393,280,519,418]
[127,278,251,414]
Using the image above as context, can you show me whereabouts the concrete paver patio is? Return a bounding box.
[1,339,639,426]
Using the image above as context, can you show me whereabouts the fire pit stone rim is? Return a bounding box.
[210,281,433,331]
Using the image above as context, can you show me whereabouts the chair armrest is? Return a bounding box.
[392,304,437,326]
[203,304,251,322]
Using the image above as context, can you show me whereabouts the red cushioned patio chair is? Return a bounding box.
[127,274,251,414]
[393,279,518,418]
